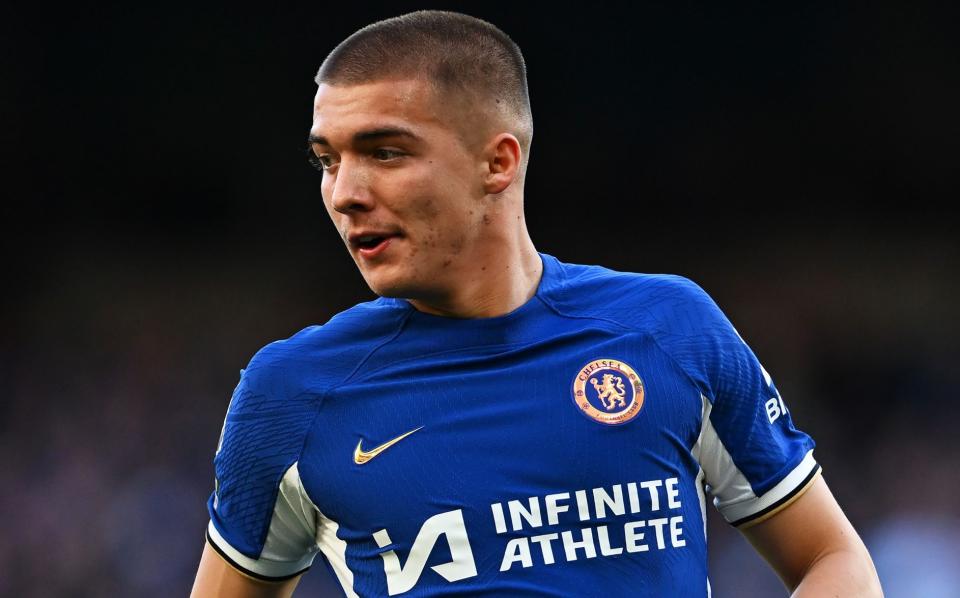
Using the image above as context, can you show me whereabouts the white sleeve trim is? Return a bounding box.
[207,462,319,581]
[723,450,820,526]
[207,520,315,580]
[693,394,820,527]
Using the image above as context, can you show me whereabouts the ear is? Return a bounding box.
[482,133,522,195]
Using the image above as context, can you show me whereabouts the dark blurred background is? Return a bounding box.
[2,2,958,596]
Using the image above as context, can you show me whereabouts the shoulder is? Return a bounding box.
[209,298,412,557]
[240,297,411,398]
[220,297,410,454]
[541,256,720,334]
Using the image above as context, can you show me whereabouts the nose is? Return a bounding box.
[329,158,375,214]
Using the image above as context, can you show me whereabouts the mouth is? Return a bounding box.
[349,231,401,258]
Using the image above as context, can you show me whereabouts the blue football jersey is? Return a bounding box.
[206,254,818,597]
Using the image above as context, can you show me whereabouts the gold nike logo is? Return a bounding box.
[353,426,424,465]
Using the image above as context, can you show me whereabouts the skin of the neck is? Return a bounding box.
[406,193,542,320]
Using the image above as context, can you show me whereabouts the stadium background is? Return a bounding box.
[3,2,958,596]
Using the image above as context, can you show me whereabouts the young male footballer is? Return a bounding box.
[191,10,882,597]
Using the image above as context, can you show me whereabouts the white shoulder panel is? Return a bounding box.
[300,476,359,598]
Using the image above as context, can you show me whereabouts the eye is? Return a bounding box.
[307,150,338,172]
[372,148,404,161]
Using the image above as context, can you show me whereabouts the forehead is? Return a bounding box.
[311,79,447,143]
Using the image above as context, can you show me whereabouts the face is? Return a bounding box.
[309,78,491,301]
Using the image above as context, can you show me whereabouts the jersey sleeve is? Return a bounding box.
[205,351,322,580]
[655,277,819,528]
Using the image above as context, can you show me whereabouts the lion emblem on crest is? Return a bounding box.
[589,373,627,411]
[573,359,645,425]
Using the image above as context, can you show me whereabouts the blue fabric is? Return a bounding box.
[207,253,814,596]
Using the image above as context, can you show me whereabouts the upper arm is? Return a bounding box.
[201,358,323,585]
[740,475,880,594]
[191,540,303,598]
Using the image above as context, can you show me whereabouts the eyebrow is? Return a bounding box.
[308,127,421,147]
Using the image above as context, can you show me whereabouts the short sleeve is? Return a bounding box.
[655,277,819,527]
[205,356,322,580]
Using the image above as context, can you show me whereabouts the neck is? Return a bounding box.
[407,218,542,319]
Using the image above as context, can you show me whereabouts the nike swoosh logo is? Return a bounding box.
[354,426,424,465]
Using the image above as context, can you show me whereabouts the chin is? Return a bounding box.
[361,272,416,299]
[362,271,441,303]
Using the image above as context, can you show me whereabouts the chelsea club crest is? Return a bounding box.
[572,358,645,425]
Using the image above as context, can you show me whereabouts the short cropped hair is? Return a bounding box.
[316,10,533,156]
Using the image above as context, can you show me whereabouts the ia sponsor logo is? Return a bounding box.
[373,509,477,596]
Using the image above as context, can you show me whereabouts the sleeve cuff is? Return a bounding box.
[206,520,312,582]
[722,450,821,528]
